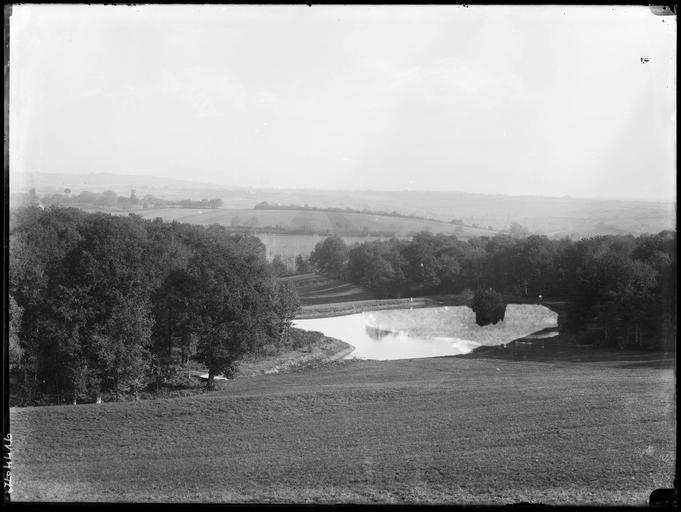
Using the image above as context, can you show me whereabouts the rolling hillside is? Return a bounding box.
[10,354,675,504]
[11,172,675,238]
[114,207,498,238]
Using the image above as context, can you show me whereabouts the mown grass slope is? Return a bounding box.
[10,354,675,504]
[283,273,378,306]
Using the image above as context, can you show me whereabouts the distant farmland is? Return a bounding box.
[115,207,498,267]
[16,172,676,238]
[126,207,497,237]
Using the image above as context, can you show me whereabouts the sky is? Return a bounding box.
[9,5,677,202]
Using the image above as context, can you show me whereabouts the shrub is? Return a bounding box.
[472,289,507,326]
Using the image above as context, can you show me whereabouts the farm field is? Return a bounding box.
[10,349,675,504]
[117,207,498,238]
[16,172,676,238]
[16,172,675,238]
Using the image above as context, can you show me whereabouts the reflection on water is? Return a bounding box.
[293,305,558,361]
[365,324,399,340]
[525,330,559,339]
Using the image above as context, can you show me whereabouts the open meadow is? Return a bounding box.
[116,207,497,238]
[10,347,675,504]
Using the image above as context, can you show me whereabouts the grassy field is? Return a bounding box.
[282,273,479,318]
[463,329,676,368]
[282,273,379,307]
[118,207,497,238]
[10,343,675,504]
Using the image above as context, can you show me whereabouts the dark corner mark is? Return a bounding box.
[649,487,677,507]
[649,5,678,16]
[649,473,677,507]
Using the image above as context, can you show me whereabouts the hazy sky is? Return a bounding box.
[9,5,677,201]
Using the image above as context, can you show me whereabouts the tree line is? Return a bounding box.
[9,206,298,406]
[253,200,438,221]
[21,187,222,210]
[309,231,676,350]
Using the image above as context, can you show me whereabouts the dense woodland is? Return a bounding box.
[9,206,298,405]
[310,231,676,350]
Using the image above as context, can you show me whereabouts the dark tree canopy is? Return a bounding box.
[309,235,348,279]
[9,206,298,405]
[295,254,311,273]
[330,228,675,350]
[472,289,507,326]
[271,255,287,276]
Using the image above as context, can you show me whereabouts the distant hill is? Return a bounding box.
[117,207,497,239]
[10,172,239,199]
[237,189,675,239]
[10,172,675,238]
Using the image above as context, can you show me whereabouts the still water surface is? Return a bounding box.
[293,305,558,360]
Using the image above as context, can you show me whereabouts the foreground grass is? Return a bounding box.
[10,351,675,504]
[463,330,676,369]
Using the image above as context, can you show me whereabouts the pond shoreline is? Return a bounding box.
[294,303,559,361]
[296,297,439,319]
[297,296,566,320]
[236,332,355,377]
[290,305,673,370]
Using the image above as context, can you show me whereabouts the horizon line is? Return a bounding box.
[9,170,677,206]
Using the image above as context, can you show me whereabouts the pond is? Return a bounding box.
[292,305,558,361]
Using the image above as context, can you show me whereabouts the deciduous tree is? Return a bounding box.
[472,289,507,326]
[310,235,348,279]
